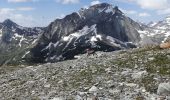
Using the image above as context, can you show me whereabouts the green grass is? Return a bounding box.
[146,53,170,75]
[111,46,170,75]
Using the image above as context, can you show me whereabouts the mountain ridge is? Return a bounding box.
[25,3,144,63]
[0,3,170,65]
[0,19,44,65]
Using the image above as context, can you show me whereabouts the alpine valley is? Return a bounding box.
[0,3,170,100]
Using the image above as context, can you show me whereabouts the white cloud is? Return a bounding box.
[83,5,88,9]
[119,0,170,10]
[7,0,39,3]
[56,0,79,4]
[139,12,150,17]
[120,8,137,15]
[0,8,15,15]
[57,14,66,19]
[90,0,101,6]
[118,0,170,15]
[8,0,30,3]
[0,8,36,27]
[134,0,170,15]
[157,8,170,15]
[135,0,169,10]
[17,7,35,11]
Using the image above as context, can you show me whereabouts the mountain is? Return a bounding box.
[1,3,169,65]
[138,16,170,46]
[1,3,170,100]
[147,21,157,27]
[0,19,43,65]
[26,3,144,63]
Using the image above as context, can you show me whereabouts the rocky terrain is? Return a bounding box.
[0,46,170,100]
[0,3,170,100]
[140,16,170,46]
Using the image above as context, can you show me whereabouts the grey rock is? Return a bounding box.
[29,3,143,63]
[131,71,148,80]
[89,86,98,93]
[157,82,170,95]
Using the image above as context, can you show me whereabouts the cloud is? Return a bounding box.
[157,8,170,15]
[0,8,36,27]
[118,0,170,10]
[120,8,137,15]
[90,0,101,6]
[0,8,15,14]
[17,7,35,11]
[7,0,39,3]
[138,12,151,17]
[56,0,79,4]
[135,0,169,10]
[117,0,170,15]
[57,14,66,19]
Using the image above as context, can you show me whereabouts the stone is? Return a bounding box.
[157,82,170,95]
[89,86,98,93]
[131,71,148,80]
[44,84,51,88]
[51,97,64,100]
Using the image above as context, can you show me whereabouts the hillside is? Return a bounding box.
[0,2,170,100]
[0,47,170,99]
[27,3,143,63]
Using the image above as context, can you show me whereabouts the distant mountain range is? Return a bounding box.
[0,3,170,65]
[139,16,170,46]
[0,19,43,65]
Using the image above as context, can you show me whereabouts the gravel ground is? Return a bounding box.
[0,47,170,100]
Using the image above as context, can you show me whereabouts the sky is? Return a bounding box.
[0,0,170,27]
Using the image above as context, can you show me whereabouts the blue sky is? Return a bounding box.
[0,0,170,27]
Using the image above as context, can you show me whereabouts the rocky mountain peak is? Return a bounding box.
[90,3,112,9]
[2,19,18,28]
[27,3,142,63]
[77,3,123,21]
[165,16,170,24]
[89,3,122,14]
[147,21,157,27]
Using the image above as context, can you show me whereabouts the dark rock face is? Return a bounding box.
[29,3,143,63]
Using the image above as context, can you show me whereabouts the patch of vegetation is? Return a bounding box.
[141,75,157,93]
[146,53,170,75]
[110,46,170,76]
[132,45,160,54]
[68,64,107,89]
[69,66,94,89]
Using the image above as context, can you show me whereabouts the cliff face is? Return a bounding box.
[29,3,142,63]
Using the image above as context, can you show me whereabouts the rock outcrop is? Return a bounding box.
[28,3,143,63]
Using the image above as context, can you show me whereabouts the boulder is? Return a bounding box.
[157,82,170,95]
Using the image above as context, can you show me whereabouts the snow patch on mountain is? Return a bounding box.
[62,24,97,42]
[22,51,30,58]
[63,36,70,41]
[98,6,116,15]
[90,36,97,42]
[148,22,157,27]
[0,29,2,37]
[14,33,22,38]
[19,36,27,47]
[106,36,121,47]
[165,16,170,24]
